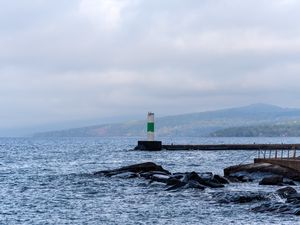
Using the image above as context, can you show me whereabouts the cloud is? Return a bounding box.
[78,0,134,30]
[1,0,300,134]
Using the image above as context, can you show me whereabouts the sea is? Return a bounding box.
[1,137,300,225]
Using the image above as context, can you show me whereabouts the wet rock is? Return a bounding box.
[251,202,300,215]
[111,172,138,179]
[171,173,185,180]
[166,180,206,191]
[286,193,300,203]
[95,162,226,192]
[251,202,272,212]
[198,172,214,181]
[165,171,224,191]
[276,186,297,198]
[185,180,206,190]
[294,208,300,215]
[203,180,225,188]
[282,178,297,186]
[94,162,171,176]
[259,176,283,186]
[224,163,300,181]
[166,177,182,186]
[213,175,230,184]
[237,175,253,183]
[165,181,186,191]
[149,174,171,184]
[166,172,203,191]
[226,175,253,183]
[251,187,300,216]
[213,191,268,204]
[225,176,240,183]
[183,172,224,188]
[139,171,170,179]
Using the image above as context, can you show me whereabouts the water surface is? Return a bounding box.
[0,137,299,224]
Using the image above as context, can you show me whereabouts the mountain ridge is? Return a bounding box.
[34,103,300,137]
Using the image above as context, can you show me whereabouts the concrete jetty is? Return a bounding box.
[134,142,300,151]
[163,143,300,151]
[254,158,300,173]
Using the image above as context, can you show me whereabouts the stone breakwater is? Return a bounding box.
[94,162,300,216]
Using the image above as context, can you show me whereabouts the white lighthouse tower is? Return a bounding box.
[135,112,162,151]
[147,112,155,141]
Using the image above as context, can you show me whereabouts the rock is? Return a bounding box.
[251,202,300,215]
[294,208,300,215]
[213,175,230,184]
[251,187,300,216]
[165,171,224,191]
[166,177,182,186]
[236,175,253,183]
[213,191,268,204]
[198,172,214,181]
[251,202,272,212]
[183,172,224,188]
[259,176,283,186]
[111,172,138,179]
[139,171,170,179]
[95,162,226,192]
[283,178,297,186]
[94,162,171,176]
[165,181,186,191]
[224,163,300,181]
[225,176,240,183]
[252,202,279,212]
[149,174,171,184]
[166,180,206,191]
[204,180,225,188]
[185,180,206,190]
[171,173,185,180]
[276,186,297,198]
[225,175,252,183]
[286,193,300,203]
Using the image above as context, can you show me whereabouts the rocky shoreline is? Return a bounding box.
[94,162,300,216]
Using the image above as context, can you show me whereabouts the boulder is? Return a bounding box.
[294,208,300,215]
[225,176,240,183]
[252,187,300,216]
[225,175,253,183]
[94,162,225,192]
[282,178,297,186]
[165,181,187,191]
[183,172,224,188]
[276,186,297,198]
[213,175,230,184]
[165,171,224,191]
[185,180,206,190]
[286,193,300,203]
[139,171,170,179]
[213,191,268,204]
[149,174,171,184]
[166,177,182,186]
[224,163,300,181]
[252,202,300,215]
[198,172,214,181]
[94,162,171,176]
[259,176,283,186]
[111,172,138,179]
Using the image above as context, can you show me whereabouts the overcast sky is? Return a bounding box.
[1,0,300,135]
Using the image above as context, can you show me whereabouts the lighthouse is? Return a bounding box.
[147,112,155,141]
[135,112,162,151]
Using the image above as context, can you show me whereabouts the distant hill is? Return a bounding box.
[210,122,300,137]
[33,103,300,137]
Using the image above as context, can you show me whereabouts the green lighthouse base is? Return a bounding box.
[134,141,162,151]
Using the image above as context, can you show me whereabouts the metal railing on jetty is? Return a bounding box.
[257,145,299,160]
